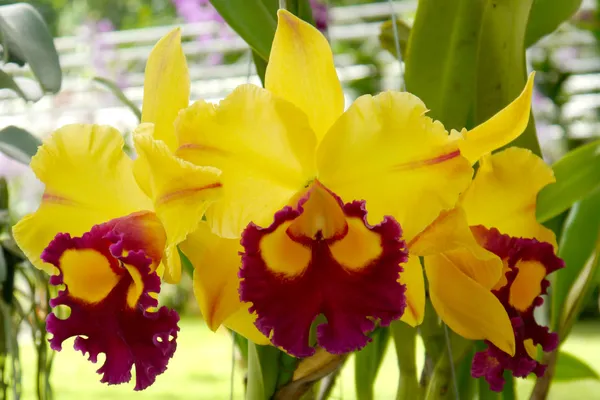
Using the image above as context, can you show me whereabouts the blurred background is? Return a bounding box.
[0,0,599,399]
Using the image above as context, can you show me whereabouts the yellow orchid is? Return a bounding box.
[130,28,272,344]
[11,31,223,389]
[411,147,564,391]
[138,9,537,358]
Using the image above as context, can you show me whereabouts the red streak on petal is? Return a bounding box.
[42,193,74,204]
[391,150,461,172]
[176,143,230,156]
[156,182,222,205]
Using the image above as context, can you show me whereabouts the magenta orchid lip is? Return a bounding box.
[470,226,564,391]
[239,183,408,358]
[42,213,179,391]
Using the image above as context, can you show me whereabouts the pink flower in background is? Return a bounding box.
[310,0,329,33]
[0,153,28,179]
[81,18,128,88]
[171,0,231,65]
[171,0,329,64]
[0,152,44,217]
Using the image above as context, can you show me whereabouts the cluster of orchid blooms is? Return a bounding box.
[14,10,564,393]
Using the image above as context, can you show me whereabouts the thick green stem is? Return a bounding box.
[418,300,445,390]
[391,321,421,400]
[529,350,558,400]
[424,330,473,400]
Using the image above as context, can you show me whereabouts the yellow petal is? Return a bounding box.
[223,305,271,345]
[409,208,503,290]
[460,147,556,247]
[399,255,425,326]
[425,253,515,355]
[265,9,344,141]
[13,124,151,273]
[288,182,347,241]
[459,73,535,164]
[183,223,242,331]
[134,135,222,283]
[131,122,156,198]
[317,92,473,241]
[175,84,317,238]
[141,28,190,151]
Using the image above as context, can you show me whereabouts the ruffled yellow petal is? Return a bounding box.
[141,28,190,151]
[425,252,515,355]
[182,223,242,331]
[460,147,556,247]
[265,9,344,141]
[317,92,473,241]
[13,124,151,273]
[399,255,425,326]
[459,73,535,164]
[175,84,317,238]
[134,135,222,283]
[409,208,503,290]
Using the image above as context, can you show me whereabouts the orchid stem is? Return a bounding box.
[390,321,421,399]
[443,324,459,400]
[279,0,287,10]
[387,0,405,91]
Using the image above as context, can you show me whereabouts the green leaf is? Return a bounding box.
[0,69,43,101]
[93,77,141,122]
[247,343,271,400]
[0,177,8,211]
[0,125,41,165]
[355,327,390,400]
[501,371,516,400]
[554,351,600,382]
[537,139,600,223]
[405,0,484,131]
[474,0,540,155]
[379,19,410,61]
[559,233,600,340]
[550,189,600,332]
[0,243,6,285]
[177,248,194,277]
[0,3,61,93]
[209,0,276,61]
[232,331,248,364]
[525,0,583,47]
[252,50,268,87]
[287,0,316,26]
[247,343,283,400]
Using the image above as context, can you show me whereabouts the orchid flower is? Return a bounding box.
[11,30,223,390]
[411,147,564,391]
[130,28,272,344]
[138,10,537,358]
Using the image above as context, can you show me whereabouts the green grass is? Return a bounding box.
[17,319,600,399]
